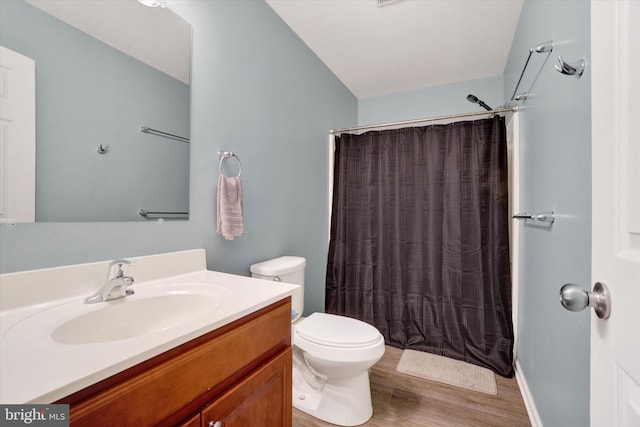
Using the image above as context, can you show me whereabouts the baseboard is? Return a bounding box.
[514,359,543,427]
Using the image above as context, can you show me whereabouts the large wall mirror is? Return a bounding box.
[0,0,191,222]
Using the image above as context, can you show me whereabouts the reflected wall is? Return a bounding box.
[0,0,190,221]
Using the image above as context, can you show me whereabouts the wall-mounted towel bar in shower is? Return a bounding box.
[139,209,189,218]
[513,211,555,224]
[140,126,190,143]
[509,40,554,102]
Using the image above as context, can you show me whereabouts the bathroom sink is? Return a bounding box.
[52,293,218,344]
[3,283,232,345]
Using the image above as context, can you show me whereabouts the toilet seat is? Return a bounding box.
[295,313,382,348]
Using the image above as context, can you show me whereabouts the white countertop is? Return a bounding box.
[0,269,297,404]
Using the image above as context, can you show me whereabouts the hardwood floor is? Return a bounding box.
[293,346,531,427]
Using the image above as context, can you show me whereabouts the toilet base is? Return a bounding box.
[292,358,373,426]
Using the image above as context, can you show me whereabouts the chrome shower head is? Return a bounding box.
[466,94,493,111]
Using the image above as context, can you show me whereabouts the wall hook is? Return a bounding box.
[96,144,109,154]
[555,57,585,77]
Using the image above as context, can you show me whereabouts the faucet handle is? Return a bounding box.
[107,259,134,279]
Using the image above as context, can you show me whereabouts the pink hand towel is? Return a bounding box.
[216,175,244,240]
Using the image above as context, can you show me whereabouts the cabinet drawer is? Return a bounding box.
[201,348,292,427]
[68,299,291,426]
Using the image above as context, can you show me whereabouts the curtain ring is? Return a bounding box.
[218,152,242,177]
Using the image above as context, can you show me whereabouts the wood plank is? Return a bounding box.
[293,346,530,427]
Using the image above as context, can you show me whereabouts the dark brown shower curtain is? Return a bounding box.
[325,116,514,377]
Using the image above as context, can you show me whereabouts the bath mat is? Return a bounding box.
[396,349,497,395]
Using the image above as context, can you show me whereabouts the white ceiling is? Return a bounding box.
[26,0,191,84]
[266,0,524,99]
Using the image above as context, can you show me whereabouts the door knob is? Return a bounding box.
[559,282,611,319]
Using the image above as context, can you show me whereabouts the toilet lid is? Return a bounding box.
[295,313,382,348]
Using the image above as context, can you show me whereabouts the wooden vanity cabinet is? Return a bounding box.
[198,348,291,427]
[58,298,292,427]
[177,413,201,427]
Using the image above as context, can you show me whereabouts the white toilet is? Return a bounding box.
[250,256,385,426]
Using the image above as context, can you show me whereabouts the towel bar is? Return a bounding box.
[513,211,555,224]
[139,210,189,218]
[140,126,189,143]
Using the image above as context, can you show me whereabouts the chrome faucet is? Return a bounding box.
[85,259,135,304]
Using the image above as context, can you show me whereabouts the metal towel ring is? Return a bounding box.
[218,151,242,178]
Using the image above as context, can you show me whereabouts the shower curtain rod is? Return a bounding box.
[329,106,518,135]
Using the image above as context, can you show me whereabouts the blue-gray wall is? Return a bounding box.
[0,0,357,316]
[504,1,591,426]
[0,0,190,221]
[359,76,504,125]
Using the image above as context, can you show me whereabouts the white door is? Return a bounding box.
[0,45,36,223]
[590,1,640,426]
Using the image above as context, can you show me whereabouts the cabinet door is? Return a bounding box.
[201,348,292,427]
[178,413,200,427]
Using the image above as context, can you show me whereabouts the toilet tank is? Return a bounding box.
[250,256,305,321]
